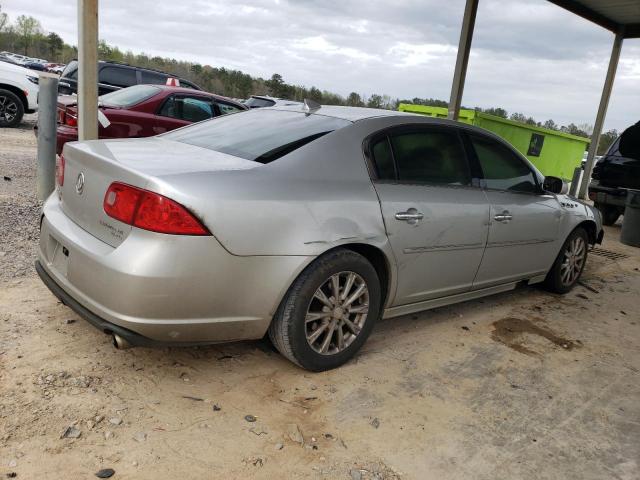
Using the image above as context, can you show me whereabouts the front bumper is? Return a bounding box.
[38,195,311,345]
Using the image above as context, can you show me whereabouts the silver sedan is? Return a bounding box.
[36,104,603,371]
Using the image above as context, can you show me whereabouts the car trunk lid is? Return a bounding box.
[59,137,258,247]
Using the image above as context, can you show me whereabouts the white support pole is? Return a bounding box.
[448,0,479,121]
[77,0,99,141]
[36,74,59,201]
[578,30,624,199]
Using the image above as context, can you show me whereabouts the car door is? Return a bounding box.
[154,94,216,134]
[368,125,490,306]
[466,132,562,288]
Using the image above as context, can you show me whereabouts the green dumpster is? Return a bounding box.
[397,104,590,180]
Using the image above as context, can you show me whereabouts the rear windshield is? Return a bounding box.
[244,97,275,108]
[61,60,78,79]
[99,85,161,107]
[162,109,351,163]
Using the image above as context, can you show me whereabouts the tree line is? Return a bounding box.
[0,6,618,154]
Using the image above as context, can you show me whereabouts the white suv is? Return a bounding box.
[0,60,39,127]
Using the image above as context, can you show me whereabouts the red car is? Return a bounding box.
[55,84,247,155]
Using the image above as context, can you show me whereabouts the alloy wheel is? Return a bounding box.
[560,236,586,286]
[305,271,370,355]
[0,95,18,124]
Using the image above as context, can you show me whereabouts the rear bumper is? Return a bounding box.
[37,195,311,345]
[36,260,187,347]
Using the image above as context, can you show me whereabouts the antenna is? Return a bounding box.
[303,98,321,112]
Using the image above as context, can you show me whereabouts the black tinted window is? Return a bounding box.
[390,130,470,185]
[100,67,137,87]
[159,96,214,122]
[163,109,350,163]
[471,135,537,193]
[140,70,167,85]
[371,137,395,180]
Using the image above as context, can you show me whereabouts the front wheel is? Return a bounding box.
[269,249,381,371]
[0,89,24,128]
[544,227,589,294]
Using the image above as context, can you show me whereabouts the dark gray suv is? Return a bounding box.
[58,61,201,96]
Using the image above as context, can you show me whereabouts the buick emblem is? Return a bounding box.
[75,172,85,195]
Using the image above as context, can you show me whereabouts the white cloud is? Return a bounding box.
[2,0,638,130]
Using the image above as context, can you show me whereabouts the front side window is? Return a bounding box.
[216,101,243,115]
[159,96,215,122]
[162,109,350,163]
[388,130,471,185]
[471,135,538,193]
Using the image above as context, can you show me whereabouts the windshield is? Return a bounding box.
[163,109,351,163]
[99,85,161,107]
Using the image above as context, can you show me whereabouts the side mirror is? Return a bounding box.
[543,176,567,194]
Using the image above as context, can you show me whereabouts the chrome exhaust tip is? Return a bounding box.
[112,333,132,350]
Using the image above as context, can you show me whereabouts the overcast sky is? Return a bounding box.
[3,0,639,131]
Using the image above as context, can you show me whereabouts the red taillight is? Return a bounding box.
[103,182,210,236]
[56,155,65,187]
[65,111,77,127]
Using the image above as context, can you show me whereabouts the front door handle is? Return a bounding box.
[494,210,513,223]
[395,208,424,225]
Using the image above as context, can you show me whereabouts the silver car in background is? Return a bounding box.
[36,105,603,371]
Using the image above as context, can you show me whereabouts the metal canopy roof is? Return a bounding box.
[549,0,640,38]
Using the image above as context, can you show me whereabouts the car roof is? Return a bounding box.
[149,85,247,107]
[265,104,417,122]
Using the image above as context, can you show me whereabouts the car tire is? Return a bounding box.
[268,249,381,371]
[544,227,589,294]
[594,203,620,226]
[0,89,25,128]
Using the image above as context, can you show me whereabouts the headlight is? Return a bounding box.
[27,75,39,85]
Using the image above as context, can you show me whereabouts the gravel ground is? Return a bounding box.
[0,114,41,281]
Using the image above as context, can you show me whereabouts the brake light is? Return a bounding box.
[103,182,210,236]
[65,111,77,127]
[56,155,65,186]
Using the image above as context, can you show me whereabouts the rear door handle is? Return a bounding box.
[494,210,513,223]
[395,208,424,225]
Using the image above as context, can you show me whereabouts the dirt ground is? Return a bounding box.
[1,122,639,480]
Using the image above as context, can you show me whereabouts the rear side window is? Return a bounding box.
[372,130,471,185]
[140,70,167,85]
[391,130,470,185]
[163,109,351,163]
[100,67,137,88]
[370,137,395,180]
[159,96,215,122]
[470,135,538,193]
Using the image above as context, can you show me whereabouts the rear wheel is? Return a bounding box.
[544,227,589,294]
[594,203,621,226]
[0,89,24,128]
[269,249,381,371]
